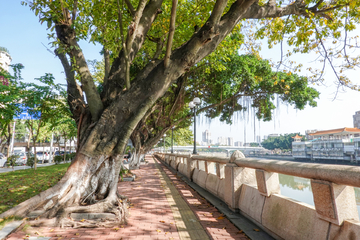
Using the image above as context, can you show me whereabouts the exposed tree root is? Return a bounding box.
[2,153,130,229]
[27,195,129,228]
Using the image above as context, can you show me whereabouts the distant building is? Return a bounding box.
[256,135,261,143]
[202,130,211,144]
[292,134,303,142]
[217,137,226,145]
[354,111,360,129]
[305,129,318,140]
[227,137,234,146]
[267,134,279,138]
[308,127,360,140]
[0,47,11,72]
[235,141,242,147]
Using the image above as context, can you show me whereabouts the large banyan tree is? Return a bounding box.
[2,0,359,227]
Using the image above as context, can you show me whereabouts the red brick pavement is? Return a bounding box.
[155,157,249,240]
[6,155,249,240]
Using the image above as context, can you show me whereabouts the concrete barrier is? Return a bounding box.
[238,184,265,224]
[170,157,179,170]
[329,219,360,239]
[154,152,360,240]
[178,162,186,175]
[217,179,225,201]
[205,173,220,196]
[261,194,329,240]
[194,170,208,189]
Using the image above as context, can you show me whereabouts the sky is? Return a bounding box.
[2,1,360,144]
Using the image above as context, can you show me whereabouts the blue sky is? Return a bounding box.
[2,1,360,143]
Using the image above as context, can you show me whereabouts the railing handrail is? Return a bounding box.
[191,155,229,164]
[158,152,360,188]
[233,157,360,188]
[157,152,229,164]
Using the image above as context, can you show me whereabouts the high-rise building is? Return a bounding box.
[353,111,360,129]
[256,135,261,143]
[202,130,211,144]
[0,47,11,72]
[227,137,234,146]
[217,137,223,145]
[234,141,242,147]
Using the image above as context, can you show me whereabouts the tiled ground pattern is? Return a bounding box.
[6,156,249,240]
[154,158,249,240]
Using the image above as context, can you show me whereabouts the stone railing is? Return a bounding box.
[154,151,360,240]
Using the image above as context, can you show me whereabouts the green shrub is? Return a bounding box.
[6,155,18,168]
[54,155,62,165]
[26,156,35,168]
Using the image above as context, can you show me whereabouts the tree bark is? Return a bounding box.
[9,0,342,227]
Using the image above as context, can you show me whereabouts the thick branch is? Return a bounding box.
[104,0,164,102]
[243,1,346,19]
[126,0,148,53]
[55,49,85,117]
[208,0,228,26]
[124,0,135,16]
[104,48,110,84]
[72,0,78,22]
[117,0,131,90]
[55,21,103,121]
[164,0,178,68]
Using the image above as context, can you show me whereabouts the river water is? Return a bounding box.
[279,174,360,219]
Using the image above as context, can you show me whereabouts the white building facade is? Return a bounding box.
[0,47,12,72]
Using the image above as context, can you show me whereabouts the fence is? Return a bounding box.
[154,151,360,240]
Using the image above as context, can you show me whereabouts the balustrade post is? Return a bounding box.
[311,179,359,225]
[186,155,196,180]
[204,161,208,173]
[255,169,280,197]
[224,151,256,211]
[216,163,221,178]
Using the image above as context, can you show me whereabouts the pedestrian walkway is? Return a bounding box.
[5,156,251,240]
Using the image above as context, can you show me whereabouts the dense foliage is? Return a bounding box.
[261,133,304,151]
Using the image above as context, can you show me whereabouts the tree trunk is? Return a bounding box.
[26,132,31,153]
[0,109,133,227]
[6,123,11,158]
[33,139,37,170]
[129,134,142,169]
[63,135,67,163]
[128,149,144,170]
[4,0,287,228]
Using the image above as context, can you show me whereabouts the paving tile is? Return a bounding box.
[5,155,249,240]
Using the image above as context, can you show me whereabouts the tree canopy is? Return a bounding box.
[261,133,303,151]
[2,0,359,226]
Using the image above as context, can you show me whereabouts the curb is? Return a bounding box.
[0,220,23,240]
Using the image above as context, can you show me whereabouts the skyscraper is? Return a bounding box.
[227,137,234,146]
[202,130,211,144]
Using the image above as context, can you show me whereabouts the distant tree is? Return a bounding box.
[0,64,25,156]
[22,74,68,170]
[262,133,301,151]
